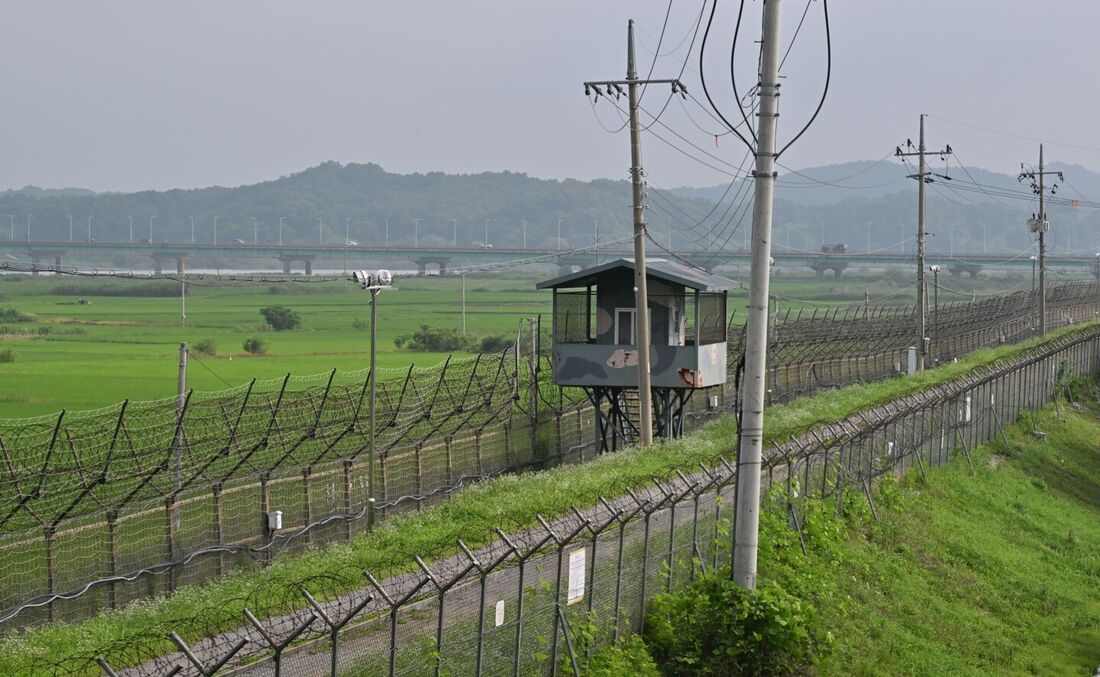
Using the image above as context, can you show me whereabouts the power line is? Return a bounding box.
[927,114,1100,155]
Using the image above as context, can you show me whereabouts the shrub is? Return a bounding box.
[475,334,513,353]
[645,569,832,676]
[243,337,268,355]
[0,307,32,323]
[260,306,300,331]
[0,349,14,363]
[394,324,466,352]
[193,339,217,356]
[580,634,659,677]
[393,325,514,353]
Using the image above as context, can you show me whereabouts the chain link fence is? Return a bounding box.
[1,282,1098,633]
[48,322,1100,676]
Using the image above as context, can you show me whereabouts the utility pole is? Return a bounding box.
[1019,144,1062,336]
[175,343,188,495]
[69,215,73,242]
[585,20,685,448]
[593,220,599,265]
[895,114,950,372]
[732,0,782,591]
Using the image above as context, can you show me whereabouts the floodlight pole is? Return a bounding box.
[367,286,380,529]
[733,0,782,590]
[584,20,684,447]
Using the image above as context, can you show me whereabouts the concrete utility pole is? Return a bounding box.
[585,21,685,448]
[1019,144,1062,336]
[732,0,782,591]
[895,115,950,372]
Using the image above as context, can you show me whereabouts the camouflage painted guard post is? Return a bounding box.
[537,258,738,452]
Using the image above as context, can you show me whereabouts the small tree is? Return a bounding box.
[243,337,268,355]
[260,306,300,331]
[194,338,217,356]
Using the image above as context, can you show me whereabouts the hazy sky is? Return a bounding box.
[2,1,1099,192]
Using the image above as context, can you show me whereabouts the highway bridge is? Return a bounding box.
[1,239,1097,279]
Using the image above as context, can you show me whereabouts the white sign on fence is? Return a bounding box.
[567,548,586,605]
[495,599,505,627]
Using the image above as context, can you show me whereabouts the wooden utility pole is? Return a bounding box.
[1019,145,1063,336]
[895,115,950,372]
[584,20,686,448]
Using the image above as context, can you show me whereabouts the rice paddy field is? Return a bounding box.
[0,267,1024,418]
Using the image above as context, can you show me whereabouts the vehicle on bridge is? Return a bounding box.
[821,243,848,254]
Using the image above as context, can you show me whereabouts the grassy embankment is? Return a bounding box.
[0,317,1092,674]
[584,391,1100,675]
[814,393,1100,674]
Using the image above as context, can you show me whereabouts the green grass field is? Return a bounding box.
[0,274,550,417]
[0,268,1029,419]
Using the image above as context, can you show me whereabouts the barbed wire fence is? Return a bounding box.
[1,282,1099,636]
[29,320,1100,676]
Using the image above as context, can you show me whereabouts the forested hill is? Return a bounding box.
[5,159,1100,256]
[0,162,717,250]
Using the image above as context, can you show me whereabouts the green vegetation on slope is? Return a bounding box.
[586,391,1100,676]
[820,397,1100,674]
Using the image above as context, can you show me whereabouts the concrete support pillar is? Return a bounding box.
[304,258,313,275]
[176,257,186,275]
[417,262,426,277]
[31,254,41,275]
[54,255,63,269]
[151,256,163,276]
[438,260,448,276]
[279,257,291,274]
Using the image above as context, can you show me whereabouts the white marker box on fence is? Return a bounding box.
[266,510,283,531]
[567,549,586,605]
[495,600,505,627]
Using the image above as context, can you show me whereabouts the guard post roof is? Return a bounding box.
[536,258,739,292]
